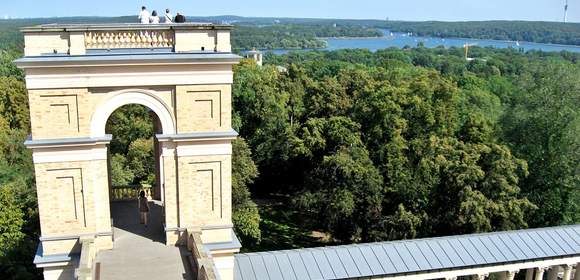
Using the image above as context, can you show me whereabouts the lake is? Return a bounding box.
[266,31,580,54]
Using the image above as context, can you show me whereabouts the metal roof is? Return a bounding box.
[234,225,580,280]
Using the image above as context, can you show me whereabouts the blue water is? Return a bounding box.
[266,31,580,54]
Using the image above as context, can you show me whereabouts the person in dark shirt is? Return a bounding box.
[138,191,150,227]
[174,13,186,23]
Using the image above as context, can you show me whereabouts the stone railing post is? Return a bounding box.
[562,265,574,280]
[69,32,86,55]
[535,267,547,280]
[76,237,95,280]
[185,228,219,280]
[526,268,535,280]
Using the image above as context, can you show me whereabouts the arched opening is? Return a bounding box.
[105,104,165,243]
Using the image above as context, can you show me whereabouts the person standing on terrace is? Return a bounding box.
[174,13,186,23]
[164,9,173,23]
[149,10,160,24]
[138,190,150,226]
[138,6,150,24]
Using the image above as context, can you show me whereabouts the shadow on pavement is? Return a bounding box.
[110,200,165,244]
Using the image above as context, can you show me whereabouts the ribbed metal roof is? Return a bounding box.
[234,225,580,280]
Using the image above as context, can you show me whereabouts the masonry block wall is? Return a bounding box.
[28,84,236,250]
[175,85,232,132]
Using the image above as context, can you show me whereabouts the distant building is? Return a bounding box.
[244,49,263,66]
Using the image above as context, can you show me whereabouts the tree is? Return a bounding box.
[0,186,25,258]
[110,154,134,186]
[231,138,261,245]
[126,138,154,185]
[502,62,580,226]
[105,105,154,154]
[297,146,383,242]
[105,105,156,186]
[0,77,28,130]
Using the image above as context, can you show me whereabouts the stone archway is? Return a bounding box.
[18,22,241,280]
[90,89,176,137]
[92,90,176,245]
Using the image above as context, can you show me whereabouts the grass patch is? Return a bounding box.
[241,196,335,252]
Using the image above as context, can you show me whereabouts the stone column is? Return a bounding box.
[159,140,179,245]
[574,263,580,280]
[535,267,546,280]
[548,266,559,280]
[472,274,487,280]
[526,269,535,280]
[562,265,573,280]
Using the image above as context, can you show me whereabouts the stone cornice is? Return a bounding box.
[24,135,112,149]
[156,129,238,142]
[14,53,241,69]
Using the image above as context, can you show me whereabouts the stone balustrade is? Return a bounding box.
[85,30,175,49]
[110,184,154,201]
[21,23,233,56]
[75,237,96,280]
[187,229,218,280]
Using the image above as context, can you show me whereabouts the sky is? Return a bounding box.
[2,0,579,22]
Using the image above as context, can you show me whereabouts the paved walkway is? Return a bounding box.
[95,201,192,280]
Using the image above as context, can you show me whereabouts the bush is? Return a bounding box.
[232,204,261,246]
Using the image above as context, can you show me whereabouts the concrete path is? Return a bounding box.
[95,201,192,280]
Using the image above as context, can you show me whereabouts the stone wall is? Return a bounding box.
[175,85,232,133]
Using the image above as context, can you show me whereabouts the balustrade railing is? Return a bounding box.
[21,23,233,56]
[75,237,95,280]
[110,184,154,201]
[85,30,174,49]
[187,230,218,280]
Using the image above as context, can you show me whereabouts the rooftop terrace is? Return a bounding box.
[21,23,233,57]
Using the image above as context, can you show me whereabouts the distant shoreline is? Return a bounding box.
[318,34,580,49]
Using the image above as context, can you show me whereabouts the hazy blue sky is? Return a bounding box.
[3,0,578,22]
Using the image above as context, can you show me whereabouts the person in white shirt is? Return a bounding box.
[138,6,150,24]
[149,10,160,24]
[164,9,173,24]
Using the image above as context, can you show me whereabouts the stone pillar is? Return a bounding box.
[535,267,547,280]
[160,140,179,245]
[574,263,580,280]
[548,266,559,280]
[152,113,163,201]
[27,138,114,280]
[526,268,535,280]
[562,265,573,280]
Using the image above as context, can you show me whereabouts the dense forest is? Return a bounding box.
[378,21,580,46]
[0,18,580,279]
[232,25,383,50]
[232,47,579,246]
